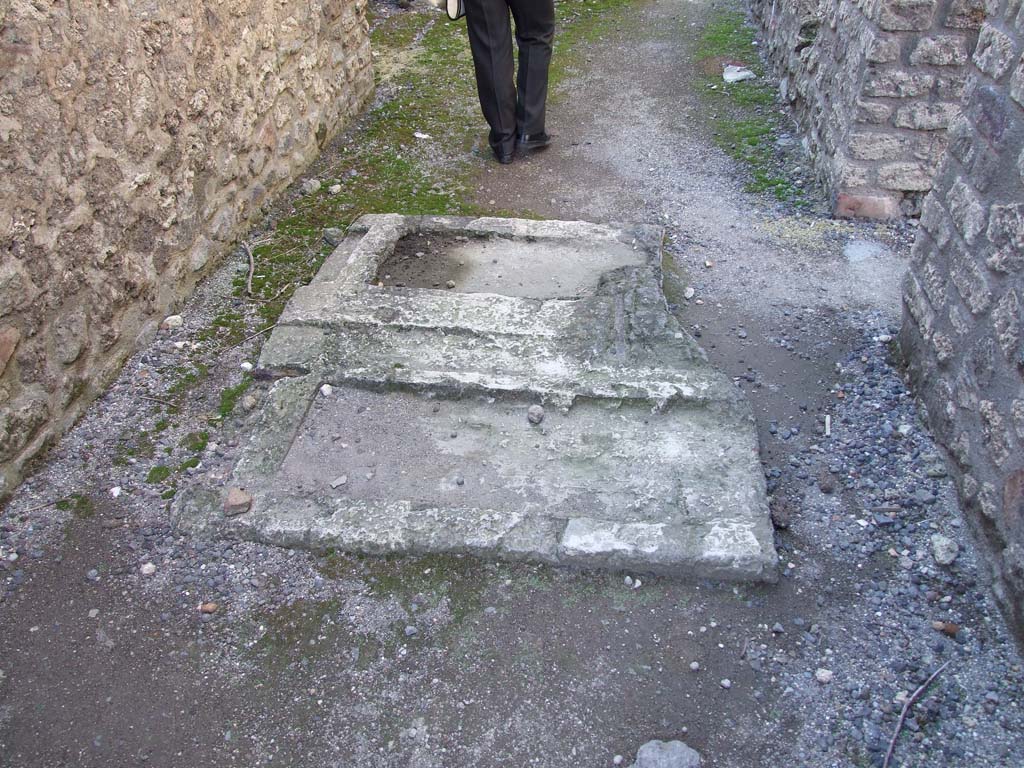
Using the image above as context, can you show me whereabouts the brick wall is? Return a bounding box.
[900,0,1023,628]
[0,1,374,498]
[752,0,989,218]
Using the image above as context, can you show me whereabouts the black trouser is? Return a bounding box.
[464,0,555,156]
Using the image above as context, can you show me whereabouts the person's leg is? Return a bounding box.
[465,0,517,159]
[508,0,554,140]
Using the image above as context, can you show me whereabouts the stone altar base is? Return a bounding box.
[173,215,778,581]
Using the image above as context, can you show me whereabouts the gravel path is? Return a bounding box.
[1,0,1022,766]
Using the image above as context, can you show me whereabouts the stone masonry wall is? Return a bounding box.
[0,0,374,497]
[752,0,990,218]
[900,0,1023,628]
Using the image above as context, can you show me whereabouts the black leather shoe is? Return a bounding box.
[493,148,514,164]
[517,132,551,150]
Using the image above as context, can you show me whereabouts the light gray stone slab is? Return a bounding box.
[173,215,777,581]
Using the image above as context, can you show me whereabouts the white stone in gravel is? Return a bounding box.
[328,184,342,195]
[629,739,701,768]
[683,286,695,300]
[88,608,99,619]
[613,756,624,766]
[720,678,731,689]
[140,562,156,576]
[109,486,121,498]
[301,179,321,195]
[330,476,348,489]
[161,314,183,329]
[689,661,700,672]
[241,395,258,411]
[320,384,334,397]
[240,361,254,372]
[815,668,834,684]
[527,404,545,424]
[930,534,959,566]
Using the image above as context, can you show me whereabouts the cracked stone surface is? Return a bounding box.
[174,214,776,580]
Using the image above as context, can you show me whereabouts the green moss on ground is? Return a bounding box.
[146,465,172,484]
[217,377,252,418]
[56,493,95,519]
[694,10,806,203]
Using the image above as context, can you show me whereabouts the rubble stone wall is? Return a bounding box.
[900,0,1023,627]
[0,0,374,496]
[751,0,990,218]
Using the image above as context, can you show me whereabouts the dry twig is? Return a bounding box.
[223,323,277,353]
[882,660,951,768]
[140,394,180,409]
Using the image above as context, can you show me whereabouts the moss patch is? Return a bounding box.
[56,492,95,519]
[146,465,172,485]
[695,10,807,203]
[217,377,252,418]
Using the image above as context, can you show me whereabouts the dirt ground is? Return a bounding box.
[2,1,1022,767]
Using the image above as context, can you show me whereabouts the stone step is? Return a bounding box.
[173,215,778,582]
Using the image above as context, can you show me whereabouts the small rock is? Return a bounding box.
[223,487,252,517]
[405,625,419,637]
[199,602,219,614]
[328,184,342,195]
[109,486,122,498]
[239,361,253,372]
[683,286,695,300]
[629,739,702,768]
[86,568,100,581]
[689,661,700,672]
[527,405,545,425]
[930,534,959,566]
[323,227,345,246]
[330,476,348,489]
[720,678,732,689]
[241,394,258,411]
[140,562,156,576]
[301,179,321,195]
[161,314,183,330]
[88,608,99,619]
[772,622,785,634]
[737,329,748,339]
[624,575,634,588]
[614,756,624,766]
[320,384,334,397]
[815,668,834,684]
[445,280,456,289]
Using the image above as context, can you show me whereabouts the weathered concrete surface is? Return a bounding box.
[174,214,777,580]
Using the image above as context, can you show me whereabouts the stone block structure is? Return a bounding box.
[0,0,374,496]
[900,0,1023,627]
[751,0,991,218]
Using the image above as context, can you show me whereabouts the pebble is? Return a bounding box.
[930,534,959,566]
[241,395,258,411]
[239,361,253,372]
[527,405,545,425]
[330,476,348,489]
[161,314,184,330]
[328,184,342,195]
[689,661,700,672]
[223,487,253,517]
[720,678,732,689]
[140,562,156,576]
[815,668,834,685]
[86,568,99,581]
[199,602,219,614]
[319,384,334,397]
[405,625,419,637]
[301,178,321,195]
[88,608,99,619]
[323,227,345,246]
[630,739,702,768]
